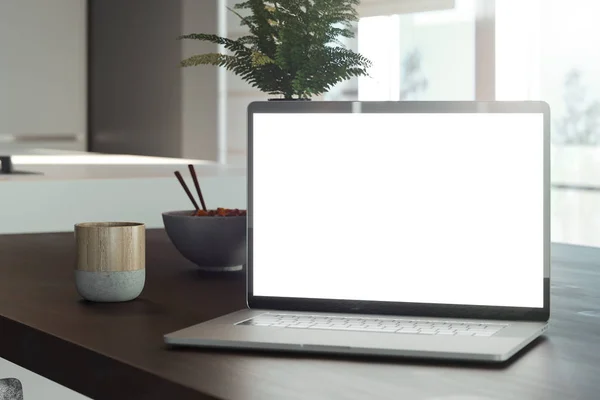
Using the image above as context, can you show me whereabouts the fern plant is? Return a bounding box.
[179,0,371,100]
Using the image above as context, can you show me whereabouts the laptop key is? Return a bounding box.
[340,326,370,331]
[356,327,391,332]
[416,324,435,328]
[397,329,420,334]
[378,328,399,332]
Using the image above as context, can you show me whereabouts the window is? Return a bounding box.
[497,0,600,248]
[223,0,462,165]
[222,0,600,249]
[354,0,475,101]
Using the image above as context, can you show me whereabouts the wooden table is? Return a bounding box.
[0,230,599,400]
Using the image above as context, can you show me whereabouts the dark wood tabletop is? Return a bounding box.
[0,230,599,400]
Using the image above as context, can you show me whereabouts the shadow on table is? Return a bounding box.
[179,268,246,282]
[76,298,168,316]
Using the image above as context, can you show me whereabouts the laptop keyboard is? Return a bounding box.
[237,313,508,337]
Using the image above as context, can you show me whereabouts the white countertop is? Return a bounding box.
[0,152,247,234]
[1,153,243,181]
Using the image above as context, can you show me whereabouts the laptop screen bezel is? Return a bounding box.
[246,101,550,322]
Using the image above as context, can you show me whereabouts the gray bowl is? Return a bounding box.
[162,210,247,272]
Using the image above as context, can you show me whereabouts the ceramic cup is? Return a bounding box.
[74,222,145,302]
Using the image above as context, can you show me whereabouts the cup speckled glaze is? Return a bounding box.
[75,222,145,302]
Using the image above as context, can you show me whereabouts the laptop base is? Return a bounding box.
[165,309,548,363]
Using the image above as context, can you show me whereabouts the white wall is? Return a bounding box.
[89,0,184,159]
[181,0,221,162]
[0,0,87,150]
[225,0,269,166]
[87,0,224,162]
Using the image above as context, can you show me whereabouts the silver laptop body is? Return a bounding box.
[165,101,550,363]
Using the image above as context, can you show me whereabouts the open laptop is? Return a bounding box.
[164,101,550,363]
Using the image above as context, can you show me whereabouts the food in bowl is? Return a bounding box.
[194,208,247,217]
[173,165,247,218]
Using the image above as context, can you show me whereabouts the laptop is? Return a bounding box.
[164,101,550,363]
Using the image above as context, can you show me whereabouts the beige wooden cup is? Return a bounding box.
[75,222,145,302]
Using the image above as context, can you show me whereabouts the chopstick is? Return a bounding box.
[188,164,208,212]
[174,171,200,211]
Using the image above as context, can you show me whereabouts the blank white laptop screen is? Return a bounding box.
[252,112,544,308]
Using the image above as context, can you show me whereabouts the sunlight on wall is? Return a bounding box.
[358,15,401,101]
